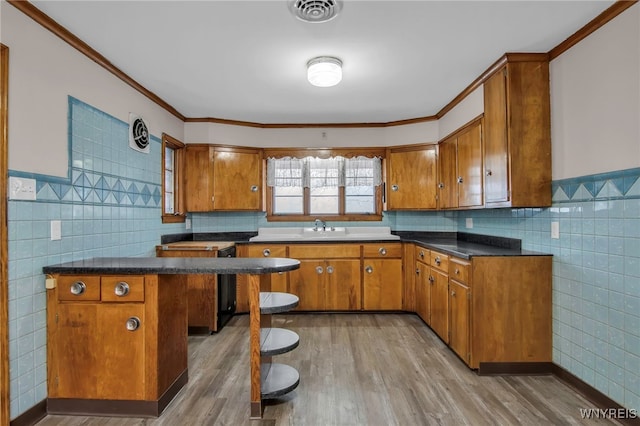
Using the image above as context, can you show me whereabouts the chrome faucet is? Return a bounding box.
[314,218,326,232]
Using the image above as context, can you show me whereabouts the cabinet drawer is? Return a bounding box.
[289,244,360,259]
[362,243,402,258]
[101,276,145,302]
[247,244,287,258]
[449,258,471,284]
[57,275,101,301]
[430,250,449,272]
[414,246,430,264]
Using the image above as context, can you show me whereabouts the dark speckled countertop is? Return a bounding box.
[159,231,551,260]
[43,257,300,275]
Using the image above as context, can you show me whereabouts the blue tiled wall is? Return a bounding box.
[7,97,184,419]
[457,168,640,412]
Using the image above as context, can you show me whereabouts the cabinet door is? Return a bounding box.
[387,147,437,210]
[415,261,431,324]
[289,260,326,311]
[363,259,403,310]
[429,268,449,343]
[213,149,262,210]
[457,122,483,208]
[449,280,470,364]
[325,260,361,310]
[483,68,510,204]
[247,244,288,293]
[51,303,145,400]
[438,137,458,209]
[184,145,215,212]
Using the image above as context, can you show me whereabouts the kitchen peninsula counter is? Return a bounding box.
[43,256,300,419]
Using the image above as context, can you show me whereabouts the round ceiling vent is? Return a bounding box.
[289,0,342,23]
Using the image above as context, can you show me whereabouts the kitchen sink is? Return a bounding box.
[249,226,400,242]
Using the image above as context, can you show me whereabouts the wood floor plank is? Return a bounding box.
[36,314,622,426]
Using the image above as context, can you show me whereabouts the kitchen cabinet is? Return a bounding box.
[236,244,288,313]
[47,274,188,415]
[386,144,437,210]
[438,120,483,209]
[288,244,361,311]
[184,144,262,212]
[156,242,228,333]
[414,246,431,324]
[362,243,403,310]
[483,55,551,207]
[428,250,449,343]
[448,257,471,364]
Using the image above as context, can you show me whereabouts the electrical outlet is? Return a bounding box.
[185,218,192,230]
[551,221,560,239]
[51,220,62,240]
[9,176,37,200]
[465,218,473,229]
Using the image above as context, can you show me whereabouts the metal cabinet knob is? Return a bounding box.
[316,266,324,274]
[486,170,493,176]
[455,268,460,275]
[250,185,259,192]
[419,250,424,259]
[326,266,334,274]
[126,317,141,331]
[428,275,434,284]
[416,268,420,275]
[457,176,463,184]
[435,257,441,266]
[365,266,373,274]
[438,182,445,189]
[263,249,271,257]
[451,290,456,297]
[379,247,387,256]
[391,184,399,192]
[70,281,86,295]
[114,282,130,297]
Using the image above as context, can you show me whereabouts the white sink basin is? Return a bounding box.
[249,226,399,242]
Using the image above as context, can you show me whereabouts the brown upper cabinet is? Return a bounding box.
[386,144,438,210]
[437,119,483,209]
[184,144,262,212]
[483,55,551,207]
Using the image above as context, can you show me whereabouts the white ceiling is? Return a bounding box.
[32,0,615,124]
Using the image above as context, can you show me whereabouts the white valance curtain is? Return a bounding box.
[266,156,382,188]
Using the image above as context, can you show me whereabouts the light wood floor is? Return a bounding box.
[37,313,620,426]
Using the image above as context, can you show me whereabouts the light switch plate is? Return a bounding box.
[465,218,473,229]
[51,220,62,240]
[551,221,560,239]
[9,176,37,200]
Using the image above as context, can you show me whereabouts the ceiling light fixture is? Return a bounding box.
[307,56,342,87]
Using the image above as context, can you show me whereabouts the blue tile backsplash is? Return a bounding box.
[6,95,639,418]
[7,97,184,419]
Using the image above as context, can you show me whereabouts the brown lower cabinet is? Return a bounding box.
[47,274,187,415]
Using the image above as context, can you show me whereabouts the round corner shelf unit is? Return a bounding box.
[260,328,300,356]
[261,363,300,399]
[260,292,299,314]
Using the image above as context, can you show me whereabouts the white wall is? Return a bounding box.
[0,2,184,177]
[550,3,640,180]
[184,119,440,148]
[438,87,484,140]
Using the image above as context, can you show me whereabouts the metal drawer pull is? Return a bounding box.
[126,317,141,331]
[419,250,424,259]
[391,184,399,192]
[114,282,130,297]
[379,247,387,256]
[435,257,441,265]
[457,176,463,184]
[486,170,493,176]
[416,268,420,275]
[365,266,373,274]
[263,249,271,257]
[451,290,456,297]
[70,281,86,295]
[251,185,259,192]
[326,266,334,274]
[316,266,324,274]
[455,268,460,275]
[428,275,434,283]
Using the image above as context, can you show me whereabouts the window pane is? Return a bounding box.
[310,186,339,214]
[164,147,174,170]
[164,193,174,214]
[345,186,374,213]
[273,186,303,214]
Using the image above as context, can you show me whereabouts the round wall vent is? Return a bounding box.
[289,0,342,23]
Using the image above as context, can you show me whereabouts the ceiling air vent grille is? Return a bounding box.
[129,113,150,154]
[289,0,342,23]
